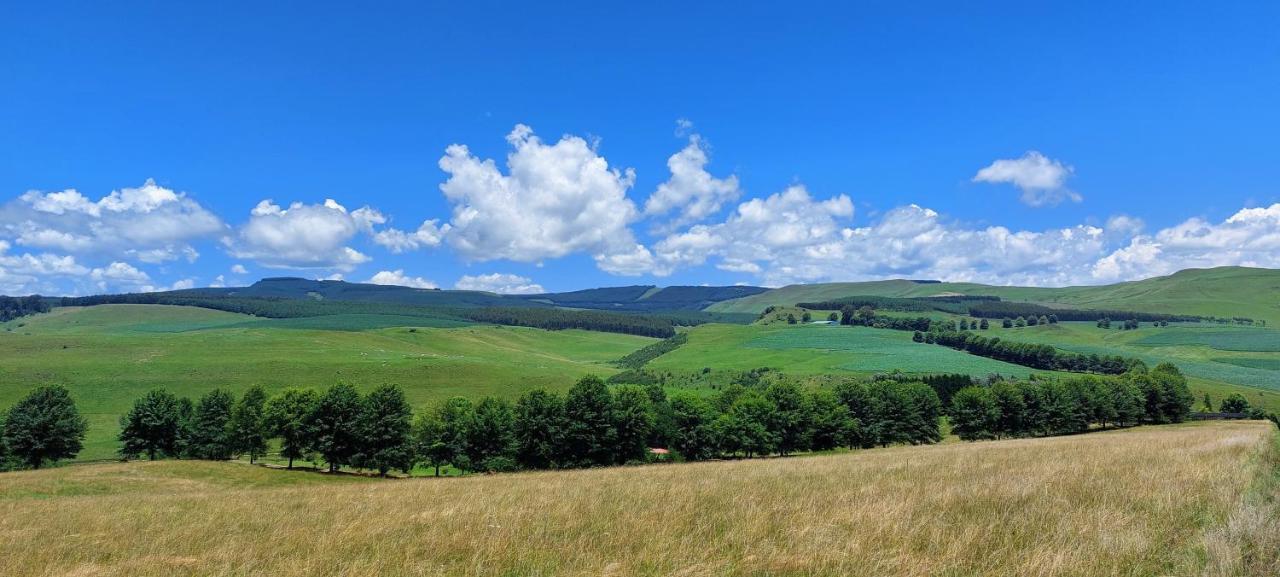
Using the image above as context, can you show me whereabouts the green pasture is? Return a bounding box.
[0,305,652,460]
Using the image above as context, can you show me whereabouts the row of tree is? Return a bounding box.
[949,364,1194,439]
[0,295,51,322]
[113,376,949,474]
[916,329,1141,374]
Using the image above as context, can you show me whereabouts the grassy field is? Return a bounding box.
[0,421,1275,576]
[708,266,1280,325]
[981,322,1280,411]
[0,305,653,460]
[648,323,1035,377]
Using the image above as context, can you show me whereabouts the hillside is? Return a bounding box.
[2,422,1275,576]
[0,305,653,460]
[173,277,765,312]
[708,267,1280,324]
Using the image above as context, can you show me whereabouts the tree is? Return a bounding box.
[563,375,615,467]
[465,396,516,471]
[1026,315,1038,327]
[1015,316,1027,328]
[979,318,989,330]
[959,319,969,331]
[228,386,268,463]
[765,382,810,456]
[1220,393,1251,414]
[807,389,857,451]
[1002,317,1013,328]
[436,397,474,472]
[801,311,812,323]
[307,383,364,472]
[717,392,776,457]
[187,389,236,460]
[513,389,566,470]
[611,385,654,464]
[356,384,414,476]
[1048,314,1059,324]
[668,392,718,460]
[2,385,87,469]
[1151,363,1193,423]
[786,313,797,324]
[950,386,999,441]
[827,312,839,322]
[411,411,448,476]
[912,331,924,343]
[263,388,318,469]
[119,389,184,461]
[1038,315,1050,326]
[1201,393,1214,412]
[990,380,1027,437]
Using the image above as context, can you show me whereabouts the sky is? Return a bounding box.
[2,1,1279,295]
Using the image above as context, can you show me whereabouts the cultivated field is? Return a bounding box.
[0,421,1275,576]
[0,305,652,459]
[707,267,1280,325]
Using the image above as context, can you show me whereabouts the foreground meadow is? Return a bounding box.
[1,421,1276,576]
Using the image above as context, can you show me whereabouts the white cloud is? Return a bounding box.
[210,275,227,288]
[644,135,741,231]
[652,185,854,282]
[228,199,372,270]
[436,124,643,270]
[230,264,248,275]
[371,219,450,253]
[455,273,545,294]
[1,179,224,261]
[0,240,90,294]
[973,151,1081,207]
[89,261,154,292]
[1092,203,1280,281]
[367,269,437,289]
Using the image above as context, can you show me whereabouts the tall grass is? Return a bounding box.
[0,421,1275,576]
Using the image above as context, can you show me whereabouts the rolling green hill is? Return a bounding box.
[0,305,653,460]
[708,267,1280,324]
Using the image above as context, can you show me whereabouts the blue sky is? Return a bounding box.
[2,2,1279,295]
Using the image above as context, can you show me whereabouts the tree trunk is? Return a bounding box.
[287,456,294,469]
[435,464,440,477]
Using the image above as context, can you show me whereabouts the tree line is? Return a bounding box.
[918,328,1140,374]
[108,375,948,475]
[949,363,1194,439]
[0,385,88,470]
[0,295,51,322]
[55,294,725,338]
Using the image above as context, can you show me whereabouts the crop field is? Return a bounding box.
[1,421,1275,576]
[0,305,652,460]
[648,323,1035,377]
[708,267,1280,326]
[978,322,1280,409]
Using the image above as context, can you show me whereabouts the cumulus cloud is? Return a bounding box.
[230,264,248,275]
[643,184,1280,287]
[454,273,545,294]
[436,124,644,271]
[89,261,154,292]
[228,199,372,270]
[367,269,437,289]
[0,240,89,294]
[973,151,1081,207]
[644,135,741,231]
[652,185,854,282]
[0,179,224,262]
[1092,203,1280,281]
[371,219,450,253]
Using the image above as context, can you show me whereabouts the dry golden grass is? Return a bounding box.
[1,421,1276,577]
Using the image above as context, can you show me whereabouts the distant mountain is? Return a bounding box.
[707,266,1280,324]
[516,284,769,311]
[172,277,766,312]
